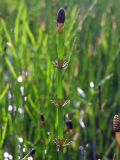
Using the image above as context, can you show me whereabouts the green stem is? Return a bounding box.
[21,152,30,160]
[57,69,63,99]
[57,62,64,139]
[57,28,64,160]
[57,31,64,139]
[57,32,64,60]
[58,108,63,139]
[59,149,64,160]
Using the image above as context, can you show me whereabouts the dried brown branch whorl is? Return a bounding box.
[53,60,68,69]
[113,115,120,132]
[51,99,70,108]
[53,138,72,151]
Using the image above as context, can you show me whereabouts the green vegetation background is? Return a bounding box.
[0,0,120,159]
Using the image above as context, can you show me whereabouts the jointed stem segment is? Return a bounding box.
[57,32,64,140]
[56,16,65,141]
[57,32,64,60]
[57,69,63,100]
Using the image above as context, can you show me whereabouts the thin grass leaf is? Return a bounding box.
[0,84,9,100]
[1,19,17,59]
[5,57,17,78]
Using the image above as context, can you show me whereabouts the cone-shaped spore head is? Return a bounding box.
[113,115,120,132]
[57,8,65,24]
[66,120,73,130]
[30,148,36,156]
[40,113,45,122]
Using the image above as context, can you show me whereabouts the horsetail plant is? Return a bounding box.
[21,148,36,160]
[113,115,120,158]
[113,115,120,147]
[52,8,71,159]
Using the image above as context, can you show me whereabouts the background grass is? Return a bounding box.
[0,0,120,159]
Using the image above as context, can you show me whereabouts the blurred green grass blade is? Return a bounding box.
[66,6,78,44]
[78,0,98,30]
[1,19,17,59]
[14,2,24,43]
[103,140,116,158]
[0,118,8,148]
[25,24,36,47]
[5,57,17,78]
[0,84,9,100]
[28,95,38,113]
[97,73,113,86]
[8,113,13,134]
[106,46,120,74]
[36,30,42,50]
[25,105,35,121]
[42,35,48,50]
